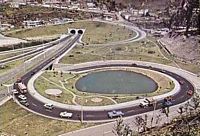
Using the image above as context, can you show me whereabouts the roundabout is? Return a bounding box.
[20,60,196,122]
[10,20,198,123]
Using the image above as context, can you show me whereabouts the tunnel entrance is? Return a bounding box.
[70,30,76,34]
[78,30,83,34]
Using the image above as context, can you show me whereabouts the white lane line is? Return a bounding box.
[32,103,37,107]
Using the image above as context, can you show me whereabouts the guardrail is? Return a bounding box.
[0,34,73,85]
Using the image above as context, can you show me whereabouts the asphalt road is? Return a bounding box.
[0,35,72,65]
[13,43,194,121]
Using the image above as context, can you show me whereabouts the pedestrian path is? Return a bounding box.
[28,60,181,112]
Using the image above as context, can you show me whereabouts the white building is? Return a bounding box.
[23,20,43,28]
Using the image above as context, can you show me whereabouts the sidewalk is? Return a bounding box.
[27,68,180,111]
[54,60,200,92]
[0,96,12,107]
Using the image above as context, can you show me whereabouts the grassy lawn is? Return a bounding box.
[3,21,134,44]
[0,59,24,74]
[0,100,95,136]
[34,69,174,106]
[0,51,25,60]
[0,53,38,75]
[75,96,116,106]
[174,60,200,74]
[60,38,172,65]
[34,76,74,105]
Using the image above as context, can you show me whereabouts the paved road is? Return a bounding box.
[0,35,72,65]
[14,61,194,122]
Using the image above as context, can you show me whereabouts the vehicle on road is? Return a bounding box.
[108,110,124,118]
[17,82,27,94]
[12,89,19,94]
[139,98,154,108]
[162,96,173,107]
[59,111,73,118]
[179,80,184,85]
[18,94,27,100]
[163,101,173,107]
[187,90,193,96]
[19,100,29,107]
[44,103,54,110]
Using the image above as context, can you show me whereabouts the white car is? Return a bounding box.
[60,111,73,118]
[139,98,154,108]
[44,103,54,110]
[12,89,19,94]
[18,94,27,100]
[108,110,124,118]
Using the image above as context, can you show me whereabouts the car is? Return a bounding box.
[179,80,184,85]
[139,98,154,108]
[18,94,27,100]
[187,90,193,96]
[12,89,19,94]
[59,111,73,118]
[30,71,35,76]
[139,100,149,107]
[163,101,173,107]
[19,100,29,107]
[108,110,124,118]
[44,103,54,110]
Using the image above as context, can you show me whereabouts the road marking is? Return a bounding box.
[45,109,53,112]
[32,103,37,107]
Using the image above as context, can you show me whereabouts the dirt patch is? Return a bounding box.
[160,34,200,62]
[91,97,103,103]
[45,89,62,96]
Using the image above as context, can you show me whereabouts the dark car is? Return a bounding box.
[19,100,29,107]
[163,101,173,107]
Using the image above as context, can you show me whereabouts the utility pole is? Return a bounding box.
[151,99,157,128]
[22,42,26,73]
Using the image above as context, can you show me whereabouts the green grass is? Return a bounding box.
[34,70,174,106]
[60,39,172,65]
[0,60,24,74]
[0,100,95,136]
[0,51,24,60]
[4,21,134,44]
[34,76,74,105]
[75,96,116,106]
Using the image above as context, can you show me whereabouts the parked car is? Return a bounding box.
[19,100,29,107]
[60,111,73,118]
[44,103,54,110]
[18,94,27,100]
[108,110,124,118]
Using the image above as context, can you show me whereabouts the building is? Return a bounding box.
[23,20,44,28]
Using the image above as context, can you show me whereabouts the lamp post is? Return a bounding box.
[81,94,84,123]
[22,42,26,73]
[151,99,157,128]
[81,103,83,123]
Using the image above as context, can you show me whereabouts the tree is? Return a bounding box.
[113,117,133,136]
[169,0,200,36]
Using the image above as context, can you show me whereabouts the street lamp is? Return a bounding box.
[151,99,157,128]
[22,42,26,73]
